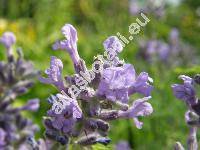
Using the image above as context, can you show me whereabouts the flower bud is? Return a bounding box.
[96,120,110,132]
[56,136,69,145]
[84,119,97,131]
[96,137,111,146]
[194,74,200,85]
[191,100,200,116]
[43,119,55,130]
[76,134,97,146]
[99,110,119,120]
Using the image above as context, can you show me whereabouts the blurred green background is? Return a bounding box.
[0,0,200,149]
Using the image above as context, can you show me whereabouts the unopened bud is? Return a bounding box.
[194,74,200,85]
[85,119,98,131]
[191,101,200,116]
[43,119,55,130]
[96,137,111,146]
[56,135,69,145]
[96,119,110,132]
[99,110,119,120]
[76,134,97,146]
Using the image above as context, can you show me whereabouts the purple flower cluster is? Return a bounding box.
[0,32,40,149]
[172,74,200,150]
[39,24,154,148]
[139,28,195,65]
[97,64,153,104]
[129,0,165,18]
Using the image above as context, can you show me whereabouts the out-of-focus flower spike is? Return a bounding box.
[0,31,40,149]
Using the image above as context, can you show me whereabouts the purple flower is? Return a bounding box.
[55,92,82,119]
[97,64,134,103]
[39,56,64,90]
[119,97,153,129]
[47,108,76,134]
[172,75,196,105]
[46,92,82,134]
[0,32,16,49]
[53,24,80,65]
[128,72,153,97]
[103,36,123,54]
[97,64,153,103]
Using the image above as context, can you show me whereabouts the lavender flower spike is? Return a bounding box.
[0,31,40,149]
[172,74,200,150]
[53,24,80,65]
[41,23,154,148]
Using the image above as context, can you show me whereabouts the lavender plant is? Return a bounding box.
[0,32,40,149]
[139,28,196,66]
[172,74,200,150]
[38,24,154,149]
